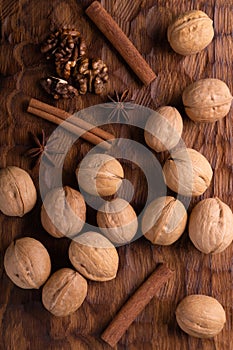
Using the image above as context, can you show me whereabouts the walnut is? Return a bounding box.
[41,186,86,238]
[97,198,138,245]
[73,57,109,95]
[76,153,124,197]
[40,76,79,99]
[0,166,37,217]
[182,78,232,122]
[189,198,233,254]
[41,27,87,80]
[144,106,183,152]
[4,237,51,289]
[69,231,119,281]
[167,10,214,55]
[163,148,213,197]
[42,268,87,317]
[176,295,226,338]
[142,196,187,245]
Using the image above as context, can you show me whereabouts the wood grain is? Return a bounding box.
[0,0,233,350]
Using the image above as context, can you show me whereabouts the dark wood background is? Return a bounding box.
[0,0,233,349]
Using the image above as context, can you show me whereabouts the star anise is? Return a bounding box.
[104,89,134,122]
[24,130,63,168]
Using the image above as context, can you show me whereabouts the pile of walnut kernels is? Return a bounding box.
[1,9,233,340]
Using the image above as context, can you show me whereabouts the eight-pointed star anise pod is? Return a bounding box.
[24,130,64,168]
[104,89,134,122]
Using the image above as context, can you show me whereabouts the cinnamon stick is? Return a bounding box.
[85,1,156,86]
[27,105,112,151]
[29,98,114,141]
[101,264,174,347]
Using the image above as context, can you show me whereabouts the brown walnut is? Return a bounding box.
[42,268,87,317]
[41,186,86,238]
[176,295,226,338]
[189,197,233,254]
[182,78,232,122]
[4,237,51,289]
[167,10,214,55]
[69,231,119,281]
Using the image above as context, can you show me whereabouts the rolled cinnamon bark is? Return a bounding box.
[101,264,174,347]
[86,1,156,86]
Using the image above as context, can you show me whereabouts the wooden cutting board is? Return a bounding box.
[0,0,232,349]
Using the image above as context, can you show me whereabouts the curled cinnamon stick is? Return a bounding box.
[101,264,174,347]
[86,1,156,86]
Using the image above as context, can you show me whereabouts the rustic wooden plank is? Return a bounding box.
[0,0,233,349]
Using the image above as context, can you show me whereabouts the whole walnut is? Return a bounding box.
[69,231,119,281]
[176,295,226,338]
[4,237,51,289]
[0,166,37,217]
[189,197,233,254]
[76,154,124,197]
[182,78,232,122]
[41,186,86,238]
[97,198,138,245]
[144,106,183,152]
[142,196,187,245]
[42,268,87,317]
[167,10,214,55]
[163,148,213,197]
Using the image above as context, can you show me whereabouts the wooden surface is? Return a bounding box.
[0,0,233,349]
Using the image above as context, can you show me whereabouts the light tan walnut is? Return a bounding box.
[76,153,124,197]
[167,10,214,55]
[41,186,86,238]
[189,197,233,254]
[182,78,232,122]
[69,231,119,281]
[0,166,37,217]
[144,106,183,152]
[97,198,138,245]
[4,237,51,289]
[42,268,87,317]
[176,295,226,338]
[142,196,187,245]
[163,148,213,197]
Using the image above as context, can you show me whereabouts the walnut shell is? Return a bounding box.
[76,154,124,197]
[69,231,119,281]
[97,198,138,245]
[142,196,187,245]
[42,268,87,317]
[189,197,233,254]
[176,295,226,338]
[167,10,214,55]
[0,166,37,217]
[163,148,213,197]
[182,78,232,122]
[145,106,183,152]
[41,186,86,238]
[4,237,51,289]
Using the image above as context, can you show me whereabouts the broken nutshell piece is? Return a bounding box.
[40,76,79,99]
[4,237,51,289]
